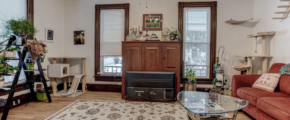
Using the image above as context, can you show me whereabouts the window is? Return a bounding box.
[99,9,124,76]
[183,8,211,78]
[179,2,217,79]
[95,4,129,78]
[0,0,32,84]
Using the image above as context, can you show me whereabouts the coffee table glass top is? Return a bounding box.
[177,91,249,114]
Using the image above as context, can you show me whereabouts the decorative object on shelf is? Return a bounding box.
[0,18,37,42]
[74,31,85,45]
[161,27,170,41]
[24,40,47,64]
[184,68,196,91]
[126,26,139,41]
[0,47,21,58]
[169,27,182,41]
[35,83,44,92]
[225,18,259,25]
[143,14,163,31]
[0,77,4,89]
[145,33,160,41]
[45,28,54,42]
[26,59,34,70]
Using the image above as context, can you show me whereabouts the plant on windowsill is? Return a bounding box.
[184,68,197,91]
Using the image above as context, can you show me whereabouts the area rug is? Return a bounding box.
[45,99,188,120]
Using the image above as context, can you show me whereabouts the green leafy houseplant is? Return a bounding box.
[185,68,196,83]
[169,27,182,41]
[0,46,21,75]
[1,18,37,38]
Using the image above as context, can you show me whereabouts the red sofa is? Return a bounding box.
[232,63,290,120]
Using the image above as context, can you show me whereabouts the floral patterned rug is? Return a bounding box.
[45,99,188,120]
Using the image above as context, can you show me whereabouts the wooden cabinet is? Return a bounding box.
[122,41,181,99]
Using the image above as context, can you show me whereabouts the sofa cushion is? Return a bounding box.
[257,97,290,120]
[279,75,290,94]
[252,73,281,92]
[237,87,290,106]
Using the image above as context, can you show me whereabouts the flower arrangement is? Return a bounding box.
[24,40,47,64]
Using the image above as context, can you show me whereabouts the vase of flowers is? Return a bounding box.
[24,40,47,64]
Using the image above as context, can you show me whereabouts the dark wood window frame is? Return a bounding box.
[94,4,129,82]
[178,2,217,83]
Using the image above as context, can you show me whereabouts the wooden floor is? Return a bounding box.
[0,91,253,120]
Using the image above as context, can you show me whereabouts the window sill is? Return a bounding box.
[94,75,122,82]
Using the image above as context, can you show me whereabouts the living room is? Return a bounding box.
[0,0,290,120]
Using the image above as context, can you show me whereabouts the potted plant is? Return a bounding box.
[184,68,197,91]
[169,27,182,41]
[0,46,21,58]
[1,18,37,45]
[0,56,19,89]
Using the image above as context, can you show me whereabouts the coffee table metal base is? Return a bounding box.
[187,110,239,120]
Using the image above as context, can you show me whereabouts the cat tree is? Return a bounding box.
[233,31,275,74]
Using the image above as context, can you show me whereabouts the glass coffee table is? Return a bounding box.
[177,91,248,120]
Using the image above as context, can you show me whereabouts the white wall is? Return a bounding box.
[63,0,254,86]
[253,0,290,74]
[34,0,65,84]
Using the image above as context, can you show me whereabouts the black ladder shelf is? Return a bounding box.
[1,47,52,120]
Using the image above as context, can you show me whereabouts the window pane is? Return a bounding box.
[184,44,208,66]
[102,56,122,74]
[0,0,27,41]
[184,66,208,77]
[184,8,210,42]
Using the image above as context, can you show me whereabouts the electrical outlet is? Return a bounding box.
[18,99,20,104]
[13,101,16,106]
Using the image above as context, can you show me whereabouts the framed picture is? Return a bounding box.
[74,31,85,45]
[143,14,163,31]
[45,28,54,42]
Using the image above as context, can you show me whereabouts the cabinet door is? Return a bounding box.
[162,44,180,71]
[122,43,142,71]
[141,44,161,71]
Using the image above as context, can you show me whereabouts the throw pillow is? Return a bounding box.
[252,73,281,92]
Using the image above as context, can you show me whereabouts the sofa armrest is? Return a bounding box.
[231,75,261,98]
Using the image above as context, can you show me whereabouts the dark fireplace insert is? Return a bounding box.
[125,71,175,101]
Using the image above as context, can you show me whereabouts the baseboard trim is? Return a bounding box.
[87,84,121,92]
